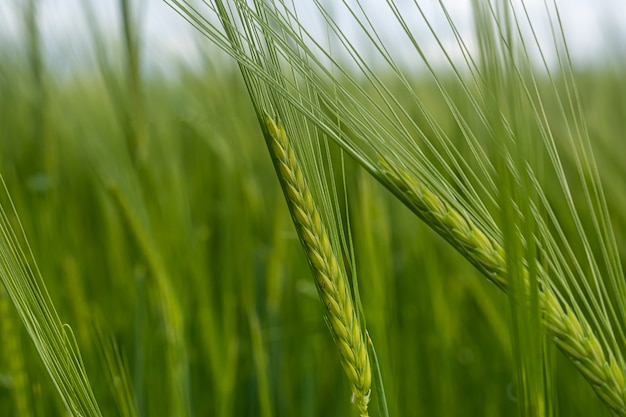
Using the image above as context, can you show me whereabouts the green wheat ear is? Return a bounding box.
[379,158,626,415]
[263,112,372,416]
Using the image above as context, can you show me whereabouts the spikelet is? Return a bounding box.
[264,113,372,416]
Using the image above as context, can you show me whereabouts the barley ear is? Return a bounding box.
[264,113,372,416]
[378,159,507,290]
[379,159,626,415]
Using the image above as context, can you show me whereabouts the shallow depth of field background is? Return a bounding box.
[1,1,625,416]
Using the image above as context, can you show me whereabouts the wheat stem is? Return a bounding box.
[379,159,626,415]
[264,113,372,416]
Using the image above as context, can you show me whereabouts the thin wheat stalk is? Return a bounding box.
[263,113,372,416]
[379,159,626,415]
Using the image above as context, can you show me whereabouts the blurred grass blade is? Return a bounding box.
[95,325,139,417]
[0,285,32,417]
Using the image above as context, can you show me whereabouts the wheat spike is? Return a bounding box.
[379,159,626,415]
[263,113,372,416]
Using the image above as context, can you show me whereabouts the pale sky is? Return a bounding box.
[0,0,624,75]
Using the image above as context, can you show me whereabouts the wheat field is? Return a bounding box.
[1,1,625,416]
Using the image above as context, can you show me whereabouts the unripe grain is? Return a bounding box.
[264,113,372,416]
[379,158,626,415]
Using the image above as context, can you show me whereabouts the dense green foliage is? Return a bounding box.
[1,1,625,416]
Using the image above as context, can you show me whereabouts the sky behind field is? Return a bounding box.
[0,0,624,76]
